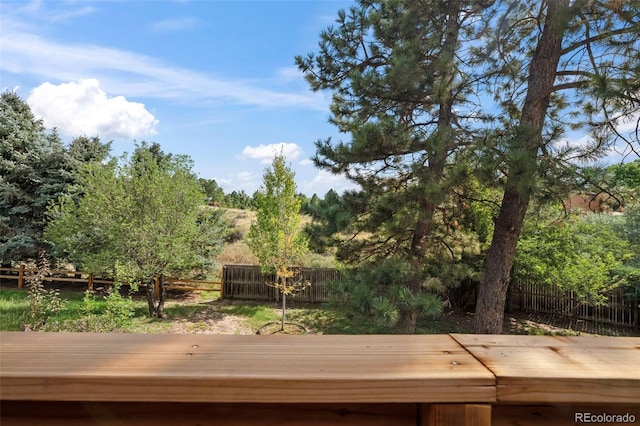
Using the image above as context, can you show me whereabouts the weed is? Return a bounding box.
[23,255,66,331]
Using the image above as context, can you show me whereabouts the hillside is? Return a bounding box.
[214,208,336,275]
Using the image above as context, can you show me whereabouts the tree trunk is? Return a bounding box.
[146,280,156,317]
[397,308,417,334]
[474,187,530,333]
[281,291,286,331]
[474,0,571,334]
[157,274,166,319]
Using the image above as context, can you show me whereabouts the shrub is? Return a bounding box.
[22,256,66,331]
[327,259,443,331]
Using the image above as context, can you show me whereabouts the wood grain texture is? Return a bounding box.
[451,334,640,403]
[420,404,491,426]
[0,333,495,403]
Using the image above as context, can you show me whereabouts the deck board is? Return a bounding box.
[451,334,640,403]
[0,333,495,403]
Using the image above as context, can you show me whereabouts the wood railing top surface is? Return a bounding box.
[451,334,640,403]
[1,332,638,404]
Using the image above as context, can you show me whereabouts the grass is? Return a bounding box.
[2,287,635,336]
[220,302,280,330]
[0,290,28,330]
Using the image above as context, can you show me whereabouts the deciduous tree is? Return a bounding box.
[45,143,225,317]
[246,153,309,331]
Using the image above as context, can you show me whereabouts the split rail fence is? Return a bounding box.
[0,266,222,299]
[0,264,341,303]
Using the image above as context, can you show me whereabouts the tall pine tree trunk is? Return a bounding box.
[474,0,571,334]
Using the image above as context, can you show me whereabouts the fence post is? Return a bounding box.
[87,273,94,292]
[220,268,225,300]
[18,264,25,289]
[633,289,640,331]
[154,277,160,301]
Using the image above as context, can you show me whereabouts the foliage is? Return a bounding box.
[328,258,443,331]
[68,135,111,164]
[45,142,226,318]
[225,190,254,210]
[22,254,65,331]
[610,160,640,191]
[75,285,135,332]
[199,178,226,204]
[513,213,633,305]
[0,92,77,264]
[304,189,351,254]
[614,206,640,298]
[297,0,496,332]
[246,153,309,330]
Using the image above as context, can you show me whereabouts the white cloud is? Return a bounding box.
[27,79,158,139]
[277,67,304,82]
[237,171,256,181]
[299,158,314,166]
[303,170,358,196]
[0,27,328,111]
[240,143,303,164]
[149,17,202,32]
[616,111,639,134]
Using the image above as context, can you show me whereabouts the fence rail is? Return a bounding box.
[222,265,340,303]
[511,280,639,329]
[0,266,222,298]
[4,265,637,328]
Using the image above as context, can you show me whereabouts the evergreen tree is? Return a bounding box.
[297,0,492,332]
[0,92,76,264]
[68,135,111,164]
[474,0,640,333]
[199,178,225,204]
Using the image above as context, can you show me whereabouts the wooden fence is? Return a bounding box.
[4,265,637,328]
[511,280,639,329]
[222,265,340,303]
[0,266,222,299]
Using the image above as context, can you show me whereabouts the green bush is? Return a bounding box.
[327,259,443,331]
[513,213,634,305]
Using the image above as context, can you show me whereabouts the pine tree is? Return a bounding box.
[0,92,76,264]
[474,0,640,333]
[297,0,492,333]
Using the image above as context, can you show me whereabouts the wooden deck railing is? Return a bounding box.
[1,333,638,425]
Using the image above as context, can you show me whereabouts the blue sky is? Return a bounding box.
[2,1,637,198]
[0,0,357,196]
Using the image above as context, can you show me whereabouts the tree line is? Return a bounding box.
[1,92,227,318]
[3,0,640,334]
